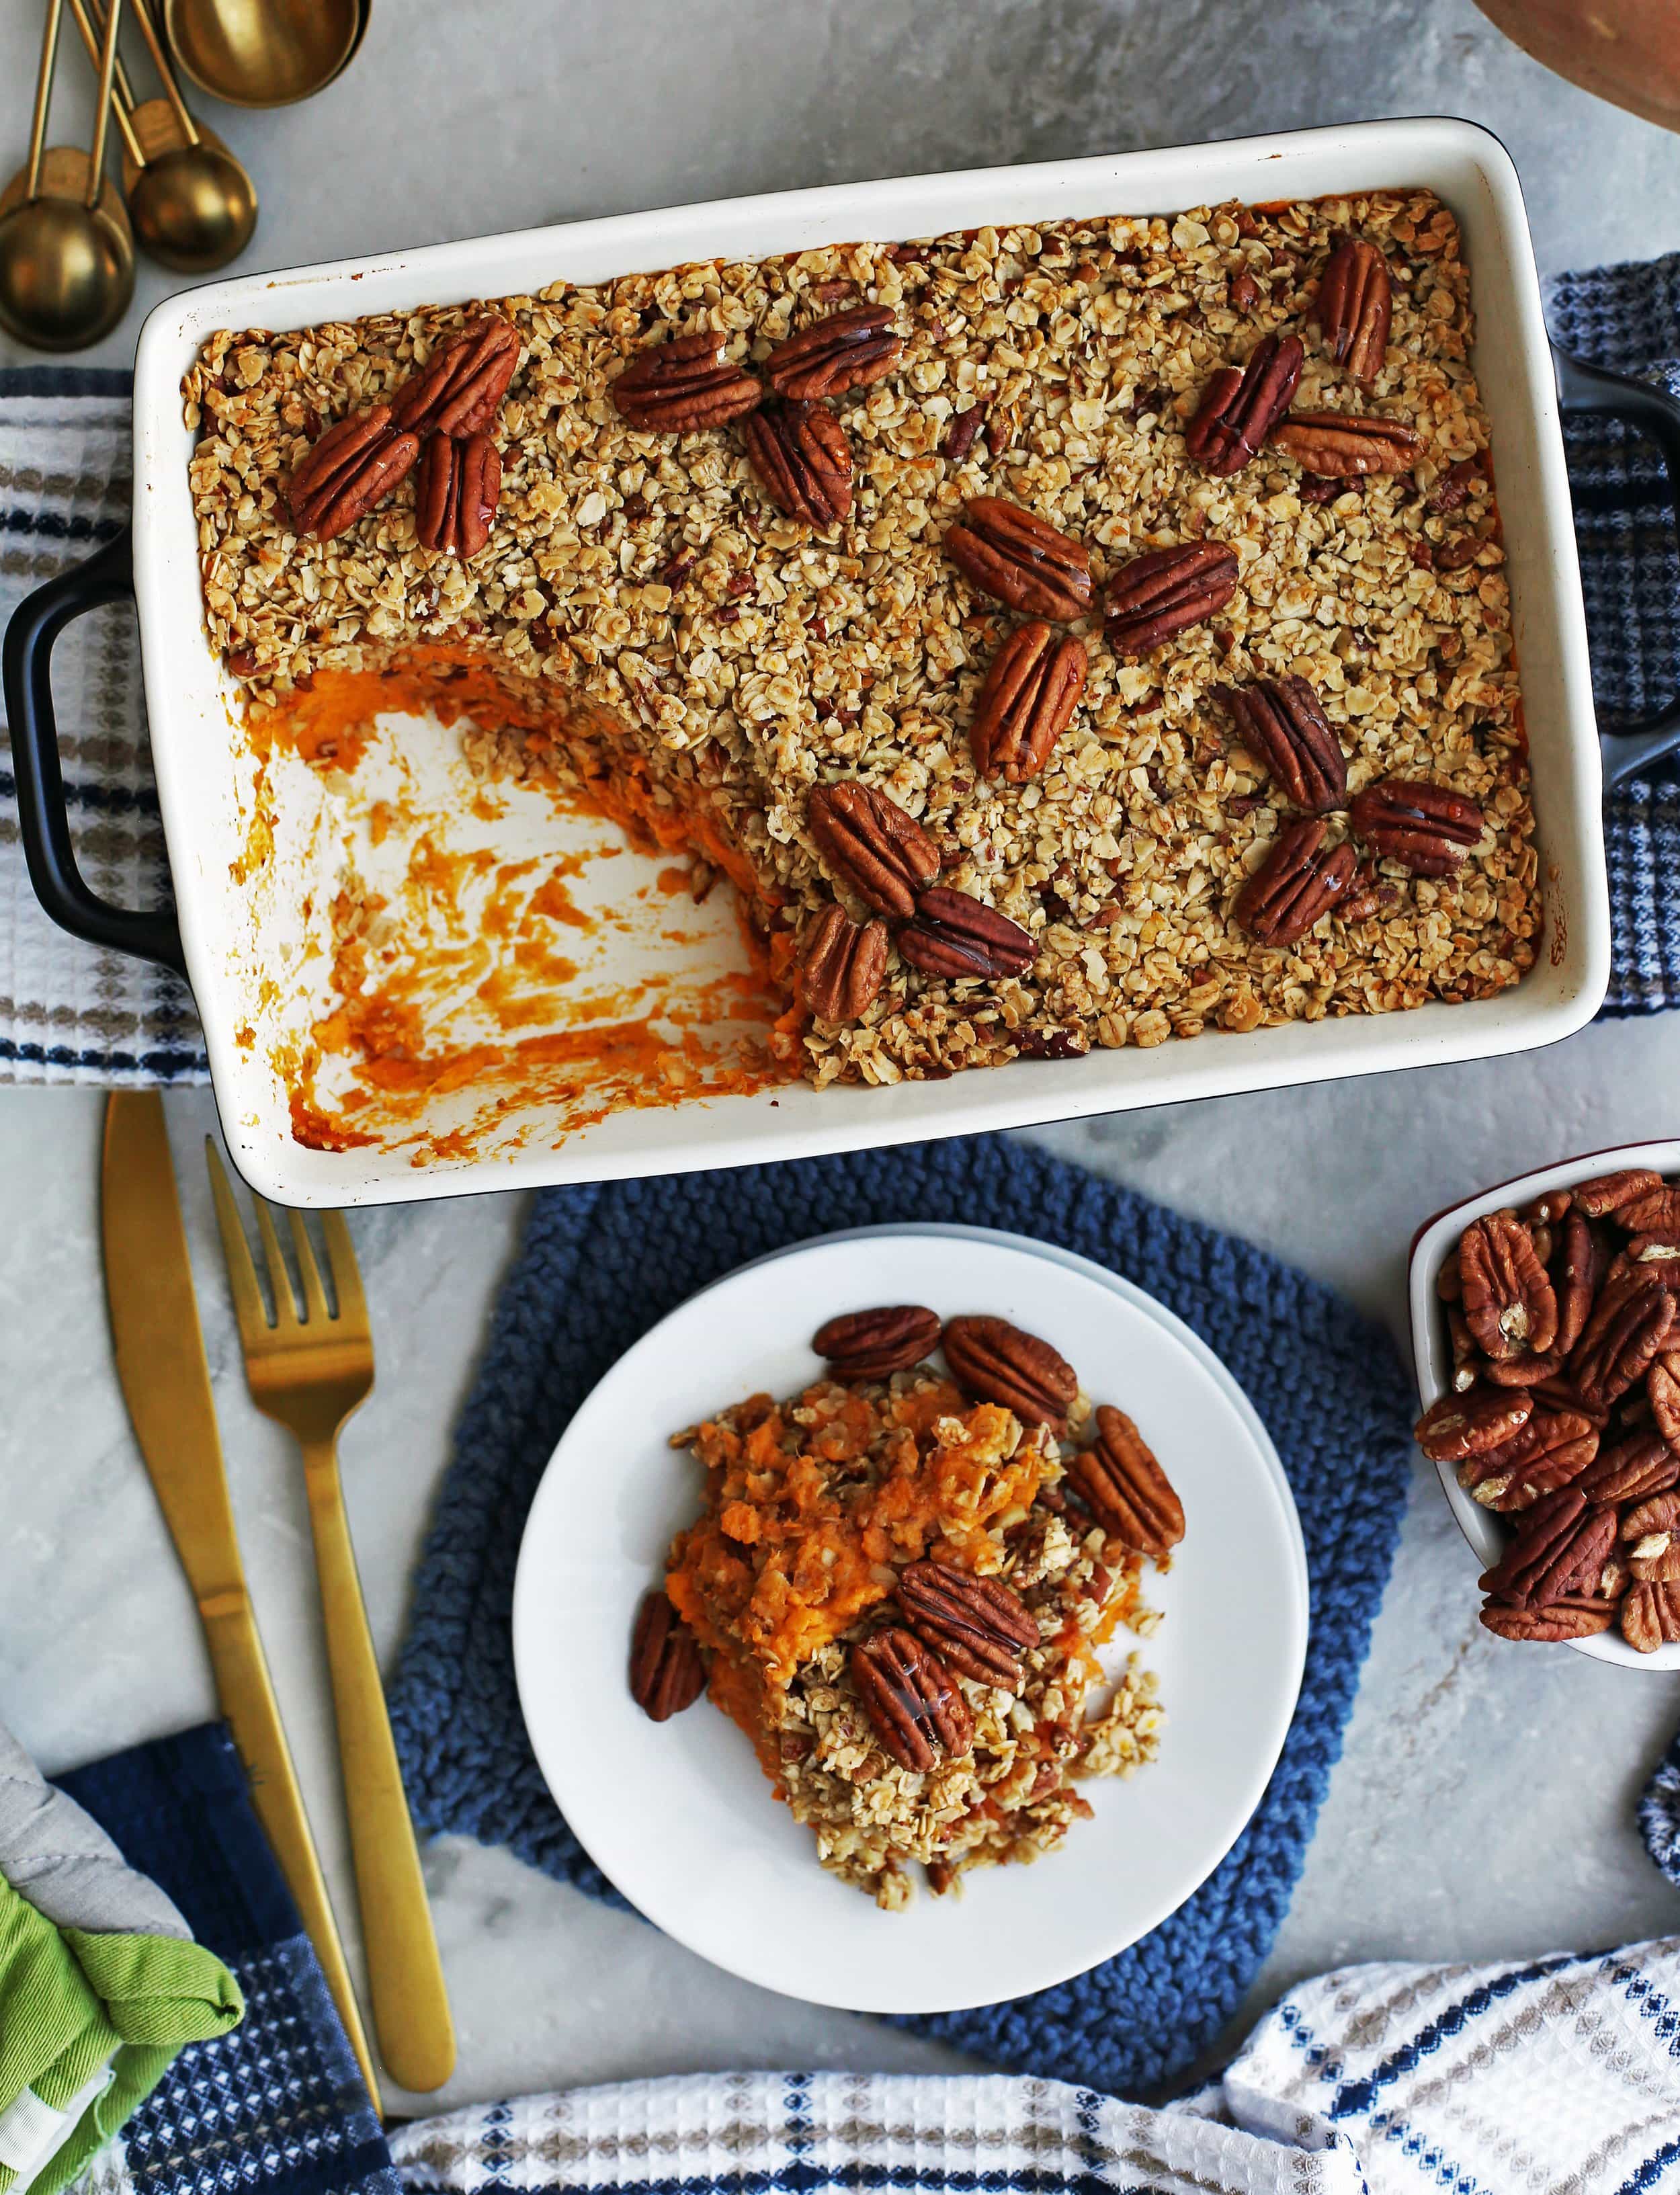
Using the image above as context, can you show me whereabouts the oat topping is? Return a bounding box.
[186,188,1535,1112]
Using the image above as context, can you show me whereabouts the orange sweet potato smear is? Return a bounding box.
[665,1378,1042,1759]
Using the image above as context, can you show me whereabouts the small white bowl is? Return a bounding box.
[1409,1137,1680,1670]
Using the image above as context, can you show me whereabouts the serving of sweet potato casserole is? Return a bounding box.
[629,1303,1180,1908]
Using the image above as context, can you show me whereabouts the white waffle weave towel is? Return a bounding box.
[388,1938,1680,2195]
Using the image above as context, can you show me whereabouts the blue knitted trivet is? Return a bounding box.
[389,1132,1415,2098]
[1547,251,1680,1016]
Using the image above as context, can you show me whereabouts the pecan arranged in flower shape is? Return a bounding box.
[1479,1486,1618,1609]
[1577,1432,1680,1505]
[1459,1213,1558,1362]
[630,1591,705,1721]
[812,1304,941,1380]
[1270,412,1422,476]
[1458,1407,1600,1512]
[1349,780,1483,875]
[807,782,939,918]
[1067,1405,1185,1558]
[896,886,1036,981]
[1572,1169,1663,1219]
[392,318,521,439]
[739,401,852,528]
[1310,238,1392,385]
[944,498,1093,620]
[1415,1386,1533,1464]
[798,905,888,1022]
[610,329,763,433]
[1185,333,1304,476]
[765,302,902,400]
[1216,676,1347,813]
[850,1626,972,1773]
[1233,818,1356,946]
[969,622,1087,784]
[1481,1596,1617,1643]
[897,1560,1038,1690]
[1103,541,1238,657]
[1568,1279,1675,1409]
[1621,1581,1680,1653]
[941,1314,1077,1425]
[287,405,420,541]
[414,431,501,558]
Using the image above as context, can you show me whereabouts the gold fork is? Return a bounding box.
[206,1144,456,2095]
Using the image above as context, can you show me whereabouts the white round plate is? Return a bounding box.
[511,1225,1309,2014]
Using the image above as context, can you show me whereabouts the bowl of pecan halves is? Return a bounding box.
[1410,1141,1680,1665]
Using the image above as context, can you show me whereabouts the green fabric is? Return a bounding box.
[0,1880,241,2195]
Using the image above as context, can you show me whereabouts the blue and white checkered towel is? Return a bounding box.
[1548,251,1680,1013]
[388,1936,1680,2195]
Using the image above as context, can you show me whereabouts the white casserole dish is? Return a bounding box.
[1409,1138,1680,1671]
[10,117,1674,1207]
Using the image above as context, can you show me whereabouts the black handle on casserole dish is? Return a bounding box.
[1,527,185,977]
[1553,345,1680,789]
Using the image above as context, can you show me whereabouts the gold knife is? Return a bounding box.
[101,1090,382,2114]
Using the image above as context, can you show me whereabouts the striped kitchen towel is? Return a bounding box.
[0,369,204,1085]
[384,1938,1680,2195]
[2,255,1679,1083]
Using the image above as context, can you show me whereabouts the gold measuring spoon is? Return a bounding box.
[0,0,134,351]
[69,0,256,272]
[161,0,360,108]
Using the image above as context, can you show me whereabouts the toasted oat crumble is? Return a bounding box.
[185,188,1536,1098]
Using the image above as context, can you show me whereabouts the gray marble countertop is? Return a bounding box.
[1,0,1679,2128]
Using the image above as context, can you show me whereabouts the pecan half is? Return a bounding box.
[1066,1405,1185,1558]
[287,406,421,541]
[1310,238,1392,385]
[851,1626,972,1772]
[765,302,902,401]
[610,329,763,433]
[944,498,1093,620]
[1478,1487,1618,1609]
[1621,1582,1680,1653]
[1568,1279,1675,1409]
[1415,1386,1534,1462]
[1459,1214,1559,1362]
[897,1560,1038,1690]
[1554,1206,1604,1356]
[414,431,501,558]
[969,622,1087,783]
[897,886,1036,981]
[1572,1168,1664,1219]
[391,317,520,438]
[1481,1596,1617,1643]
[1616,1186,1680,1237]
[812,1305,941,1379]
[1623,1491,1680,1542]
[1233,818,1356,946]
[941,1314,1077,1425]
[1349,780,1484,875]
[1270,412,1422,476]
[798,905,888,1021]
[630,1591,705,1721]
[807,782,939,917]
[1216,676,1347,813]
[739,401,852,528]
[1103,541,1238,657]
[1650,1358,1680,1449]
[1458,1407,1599,1511]
[1184,333,1304,476]
[1578,1433,1680,1504]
